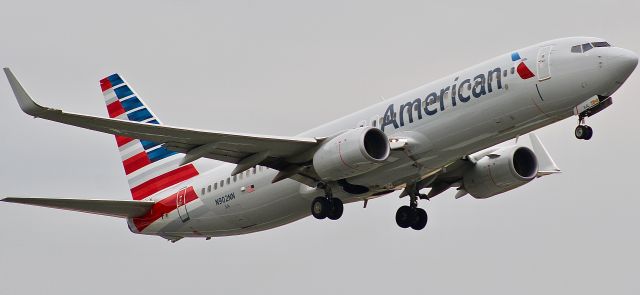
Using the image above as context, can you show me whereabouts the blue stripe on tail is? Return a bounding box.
[127,108,153,122]
[114,85,134,99]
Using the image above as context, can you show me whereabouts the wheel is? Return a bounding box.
[327,198,344,220]
[395,206,416,228]
[575,125,587,139]
[311,197,329,219]
[411,208,428,230]
[584,125,593,140]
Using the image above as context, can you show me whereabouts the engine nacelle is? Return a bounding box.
[463,146,538,199]
[313,127,390,180]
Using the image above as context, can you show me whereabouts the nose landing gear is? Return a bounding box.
[575,124,593,140]
[573,95,613,141]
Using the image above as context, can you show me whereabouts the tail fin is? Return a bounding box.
[100,74,200,200]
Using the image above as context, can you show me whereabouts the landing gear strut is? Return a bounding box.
[311,183,344,220]
[395,194,428,230]
[575,117,593,140]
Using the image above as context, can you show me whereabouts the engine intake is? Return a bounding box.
[313,127,390,180]
[463,146,538,199]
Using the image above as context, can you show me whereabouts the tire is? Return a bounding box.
[327,198,344,220]
[311,197,329,219]
[575,125,586,139]
[584,126,593,140]
[411,208,428,230]
[395,206,414,228]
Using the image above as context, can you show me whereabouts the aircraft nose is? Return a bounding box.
[605,47,638,79]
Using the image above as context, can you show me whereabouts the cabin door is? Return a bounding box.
[537,46,552,81]
[176,187,190,222]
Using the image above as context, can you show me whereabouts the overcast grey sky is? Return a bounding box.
[1,0,639,294]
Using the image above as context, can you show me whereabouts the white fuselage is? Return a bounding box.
[127,37,637,238]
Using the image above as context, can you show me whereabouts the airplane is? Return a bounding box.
[2,37,637,242]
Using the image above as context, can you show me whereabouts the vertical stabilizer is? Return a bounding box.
[100,74,200,200]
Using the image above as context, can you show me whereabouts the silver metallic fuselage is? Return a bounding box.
[129,37,638,238]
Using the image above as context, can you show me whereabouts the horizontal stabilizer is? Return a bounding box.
[2,197,155,218]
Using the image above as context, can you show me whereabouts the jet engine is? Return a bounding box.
[313,127,390,180]
[463,146,538,199]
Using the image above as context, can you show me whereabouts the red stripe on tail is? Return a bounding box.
[116,135,134,147]
[130,164,199,200]
[123,152,152,175]
[132,186,198,231]
[100,78,113,92]
[107,100,126,118]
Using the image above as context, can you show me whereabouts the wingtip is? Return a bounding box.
[3,69,48,117]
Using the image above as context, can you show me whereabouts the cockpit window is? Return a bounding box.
[571,45,582,53]
[592,41,611,48]
[582,43,593,52]
[571,41,612,53]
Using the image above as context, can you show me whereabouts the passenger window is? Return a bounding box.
[582,43,593,52]
[246,170,250,177]
[220,180,224,187]
[371,119,377,127]
[252,167,257,174]
[227,177,231,184]
[510,67,515,75]
[571,45,582,53]
[503,69,508,77]
[214,183,217,190]
[207,185,211,192]
[201,188,205,195]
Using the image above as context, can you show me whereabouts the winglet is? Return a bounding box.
[529,133,561,177]
[3,68,52,117]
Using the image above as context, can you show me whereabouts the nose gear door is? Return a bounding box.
[537,46,552,81]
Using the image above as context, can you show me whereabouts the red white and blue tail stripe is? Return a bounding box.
[100,74,200,200]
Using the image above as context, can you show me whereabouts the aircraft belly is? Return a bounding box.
[153,178,310,237]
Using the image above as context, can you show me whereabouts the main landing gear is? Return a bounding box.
[311,183,343,220]
[395,195,428,230]
[575,118,593,140]
[311,196,344,220]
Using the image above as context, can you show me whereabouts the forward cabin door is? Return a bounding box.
[176,187,190,222]
[537,46,552,81]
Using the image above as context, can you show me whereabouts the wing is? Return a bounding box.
[4,68,323,185]
[2,197,155,218]
[402,133,561,199]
